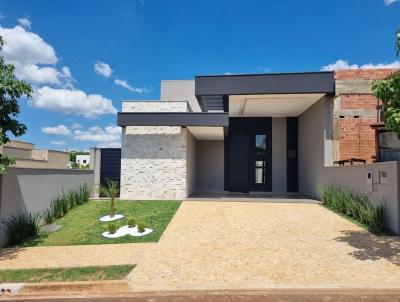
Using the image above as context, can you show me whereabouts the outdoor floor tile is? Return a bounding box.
[127,201,400,291]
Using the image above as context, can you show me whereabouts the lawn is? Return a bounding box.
[21,200,181,246]
[0,265,134,283]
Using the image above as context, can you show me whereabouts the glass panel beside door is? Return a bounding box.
[255,134,267,185]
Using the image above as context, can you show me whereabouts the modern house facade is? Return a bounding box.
[118,69,398,200]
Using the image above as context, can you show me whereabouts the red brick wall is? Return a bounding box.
[334,69,397,80]
[334,69,399,163]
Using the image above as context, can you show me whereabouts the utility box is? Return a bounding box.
[366,170,373,193]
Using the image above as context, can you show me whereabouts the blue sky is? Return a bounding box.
[0,0,399,150]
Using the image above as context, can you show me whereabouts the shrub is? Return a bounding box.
[51,197,65,219]
[1,213,41,246]
[100,180,119,218]
[127,216,136,228]
[45,184,91,224]
[137,221,146,233]
[43,208,55,224]
[319,185,385,233]
[107,223,117,234]
[78,184,90,205]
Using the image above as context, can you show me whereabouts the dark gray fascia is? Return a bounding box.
[195,71,335,96]
[117,112,229,127]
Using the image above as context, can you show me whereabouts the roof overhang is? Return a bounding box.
[195,71,335,96]
[194,72,335,112]
[229,93,326,117]
[117,112,229,127]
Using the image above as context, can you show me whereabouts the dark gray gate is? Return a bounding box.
[100,148,121,188]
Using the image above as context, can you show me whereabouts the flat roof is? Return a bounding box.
[117,112,229,127]
[195,71,335,96]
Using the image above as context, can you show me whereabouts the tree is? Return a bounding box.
[372,28,400,134]
[0,36,32,173]
[396,27,400,56]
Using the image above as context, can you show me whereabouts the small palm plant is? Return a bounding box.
[100,180,119,218]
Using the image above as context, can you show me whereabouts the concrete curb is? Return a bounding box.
[4,288,400,301]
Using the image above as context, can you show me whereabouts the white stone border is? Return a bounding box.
[99,214,124,222]
[101,225,153,238]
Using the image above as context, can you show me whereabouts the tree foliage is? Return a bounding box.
[397,27,400,57]
[0,35,33,173]
[371,27,400,134]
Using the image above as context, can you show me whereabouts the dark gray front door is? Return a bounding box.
[228,133,249,192]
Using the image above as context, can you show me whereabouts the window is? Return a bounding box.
[83,160,87,164]
[255,134,267,184]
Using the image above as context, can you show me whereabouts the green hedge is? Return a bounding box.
[319,185,385,233]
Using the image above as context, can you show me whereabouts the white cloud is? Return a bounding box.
[384,0,398,5]
[98,141,121,148]
[74,126,121,148]
[254,66,270,73]
[94,61,113,78]
[31,86,117,118]
[114,78,148,93]
[0,24,75,87]
[50,140,66,146]
[0,25,56,65]
[41,125,71,135]
[71,123,82,130]
[17,17,31,29]
[321,59,400,71]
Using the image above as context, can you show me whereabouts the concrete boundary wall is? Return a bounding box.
[320,162,400,234]
[299,98,400,234]
[0,167,94,247]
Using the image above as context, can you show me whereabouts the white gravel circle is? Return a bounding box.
[102,225,153,238]
[99,214,124,222]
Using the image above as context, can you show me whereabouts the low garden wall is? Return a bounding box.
[0,167,94,247]
[318,161,400,235]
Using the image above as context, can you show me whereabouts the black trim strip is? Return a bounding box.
[195,71,335,96]
[117,112,229,127]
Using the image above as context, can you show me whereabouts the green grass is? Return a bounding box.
[0,265,135,283]
[21,200,181,246]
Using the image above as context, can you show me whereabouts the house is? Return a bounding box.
[0,140,70,169]
[117,69,399,201]
[76,154,90,166]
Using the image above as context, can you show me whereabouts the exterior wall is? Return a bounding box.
[186,131,197,196]
[120,101,188,200]
[1,142,69,169]
[122,101,188,113]
[3,146,32,159]
[299,98,330,196]
[76,155,90,165]
[0,168,94,247]
[272,117,287,193]
[195,140,224,193]
[90,148,101,197]
[161,80,202,112]
[333,69,399,163]
[299,96,400,234]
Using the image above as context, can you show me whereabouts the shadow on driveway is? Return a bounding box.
[335,230,400,266]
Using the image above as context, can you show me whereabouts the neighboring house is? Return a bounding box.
[0,140,69,169]
[117,69,398,200]
[76,154,90,166]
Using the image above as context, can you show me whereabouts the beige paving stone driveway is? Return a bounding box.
[127,201,400,291]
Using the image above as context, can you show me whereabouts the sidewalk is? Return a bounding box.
[0,243,153,270]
